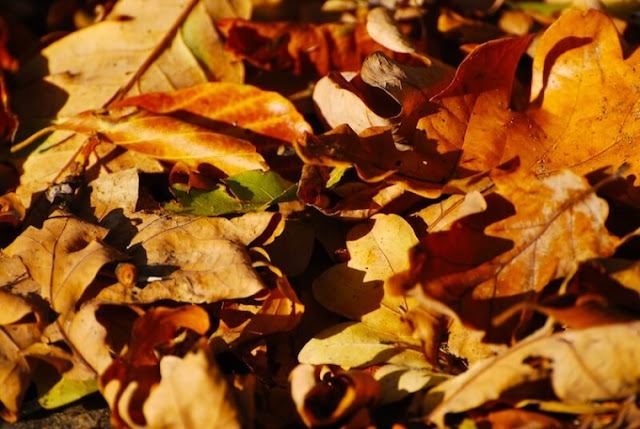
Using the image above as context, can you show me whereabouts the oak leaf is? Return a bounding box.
[390,168,620,340]
[419,9,640,180]
[428,321,640,428]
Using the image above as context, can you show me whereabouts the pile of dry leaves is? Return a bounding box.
[1,0,640,427]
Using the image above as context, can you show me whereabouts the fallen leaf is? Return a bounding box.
[312,214,418,335]
[313,52,452,137]
[3,210,126,314]
[290,364,380,427]
[97,211,283,304]
[100,305,210,428]
[166,170,297,216]
[13,0,249,123]
[113,81,312,146]
[217,18,395,76]
[143,346,242,429]
[48,106,269,177]
[0,290,43,422]
[12,0,251,209]
[213,271,304,347]
[390,168,620,340]
[298,321,426,368]
[428,321,640,427]
[374,364,448,404]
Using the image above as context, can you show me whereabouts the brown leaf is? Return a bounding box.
[100,305,210,428]
[0,290,43,422]
[295,125,458,198]
[428,321,640,428]
[97,211,283,304]
[143,346,242,428]
[213,271,304,347]
[3,210,127,314]
[390,168,619,340]
[290,364,380,427]
[13,0,249,123]
[217,18,397,76]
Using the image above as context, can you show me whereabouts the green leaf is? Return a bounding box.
[166,170,297,216]
[505,1,568,15]
[326,166,351,188]
[37,376,99,409]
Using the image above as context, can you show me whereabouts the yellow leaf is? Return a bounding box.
[298,321,426,368]
[313,214,418,335]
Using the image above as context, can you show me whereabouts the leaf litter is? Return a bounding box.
[1,1,640,428]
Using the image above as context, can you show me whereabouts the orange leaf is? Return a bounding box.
[100,306,210,428]
[112,82,311,145]
[390,168,619,340]
[217,18,396,76]
[419,9,640,181]
[51,82,311,177]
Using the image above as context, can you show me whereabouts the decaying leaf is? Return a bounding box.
[290,364,380,427]
[0,291,43,422]
[218,17,395,76]
[98,211,283,304]
[391,168,620,340]
[3,210,126,314]
[100,305,210,428]
[143,347,242,429]
[428,321,640,428]
[13,0,250,123]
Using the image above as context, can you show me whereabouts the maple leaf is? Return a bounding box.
[390,167,620,341]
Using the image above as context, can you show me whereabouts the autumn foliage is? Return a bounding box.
[2,0,640,428]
